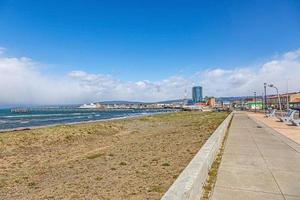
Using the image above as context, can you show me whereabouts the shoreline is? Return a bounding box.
[0,110,179,133]
[0,111,228,200]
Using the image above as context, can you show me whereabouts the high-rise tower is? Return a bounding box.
[192,86,203,103]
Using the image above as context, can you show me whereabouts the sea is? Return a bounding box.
[0,107,176,131]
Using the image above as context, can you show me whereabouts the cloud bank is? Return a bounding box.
[200,49,300,97]
[0,48,300,105]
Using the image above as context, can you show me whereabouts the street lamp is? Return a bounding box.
[286,79,290,109]
[254,92,257,113]
[264,83,267,114]
[268,84,283,117]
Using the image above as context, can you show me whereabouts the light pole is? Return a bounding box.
[268,84,283,117]
[264,83,267,114]
[254,92,257,113]
[286,79,289,110]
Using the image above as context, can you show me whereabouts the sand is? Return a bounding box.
[0,111,228,200]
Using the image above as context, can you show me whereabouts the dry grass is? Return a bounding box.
[201,115,232,200]
[0,111,228,200]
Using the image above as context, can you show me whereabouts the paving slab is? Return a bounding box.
[247,112,300,144]
[212,187,284,200]
[220,154,267,169]
[264,156,300,173]
[224,145,261,156]
[285,195,300,200]
[272,171,300,197]
[211,112,300,200]
[215,166,281,194]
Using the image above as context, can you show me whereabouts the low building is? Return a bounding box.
[195,102,207,107]
[267,92,300,109]
[246,101,263,110]
[207,97,216,107]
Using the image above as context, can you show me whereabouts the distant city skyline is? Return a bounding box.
[0,0,300,104]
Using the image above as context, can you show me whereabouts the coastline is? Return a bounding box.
[0,111,228,200]
[0,110,179,133]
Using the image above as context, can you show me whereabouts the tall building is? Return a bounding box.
[192,86,203,103]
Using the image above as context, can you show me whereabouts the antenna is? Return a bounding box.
[183,87,188,105]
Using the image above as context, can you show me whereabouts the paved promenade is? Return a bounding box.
[211,112,300,200]
[248,112,300,145]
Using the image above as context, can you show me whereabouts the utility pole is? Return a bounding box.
[264,83,267,114]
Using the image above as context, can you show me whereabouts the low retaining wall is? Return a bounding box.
[161,112,233,200]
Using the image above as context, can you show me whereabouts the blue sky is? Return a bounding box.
[0,0,300,103]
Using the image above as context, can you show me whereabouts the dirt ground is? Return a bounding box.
[0,111,228,200]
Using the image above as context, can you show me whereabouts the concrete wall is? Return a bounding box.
[161,112,233,200]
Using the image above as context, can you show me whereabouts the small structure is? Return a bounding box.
[11,108,30,113]
[246,101,263,110]
[207,97,216,107]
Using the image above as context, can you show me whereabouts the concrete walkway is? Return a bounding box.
[211,112,300,200]
[248,112,300,145]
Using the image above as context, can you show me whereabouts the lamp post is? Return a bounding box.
[268,84,283,117]
[254,92,257,113]
[286,79,289,109]
[264,83,267,114]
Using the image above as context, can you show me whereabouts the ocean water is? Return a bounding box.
[0,107,176,131]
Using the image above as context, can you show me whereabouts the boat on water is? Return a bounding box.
[11,108,31,113]
[78,103,98,109]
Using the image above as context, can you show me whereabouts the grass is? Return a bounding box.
[27,181,37,187]
[86,153,104,159]
[119,162,127,166]
[148,185,163,193]
[0,111,229,200]
[201,115,232,200]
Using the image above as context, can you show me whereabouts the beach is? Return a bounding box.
[0,111,228,200]
[0,108,176,131]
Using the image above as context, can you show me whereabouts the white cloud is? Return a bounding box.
[67,72,190,102]
[0,48,300,105]
[200,49,300,97]
[0,57,92,105]
[0,47,6,55]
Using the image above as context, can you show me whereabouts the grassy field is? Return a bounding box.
[0,111,228,200]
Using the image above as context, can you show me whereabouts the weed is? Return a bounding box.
[86,153,104,159]
[161,162,170,167]
[148,185,163,193]
[28,181,36,187]
[64,135,73,140]
[119,162,127,166]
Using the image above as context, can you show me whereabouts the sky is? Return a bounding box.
[0,0,300,104]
